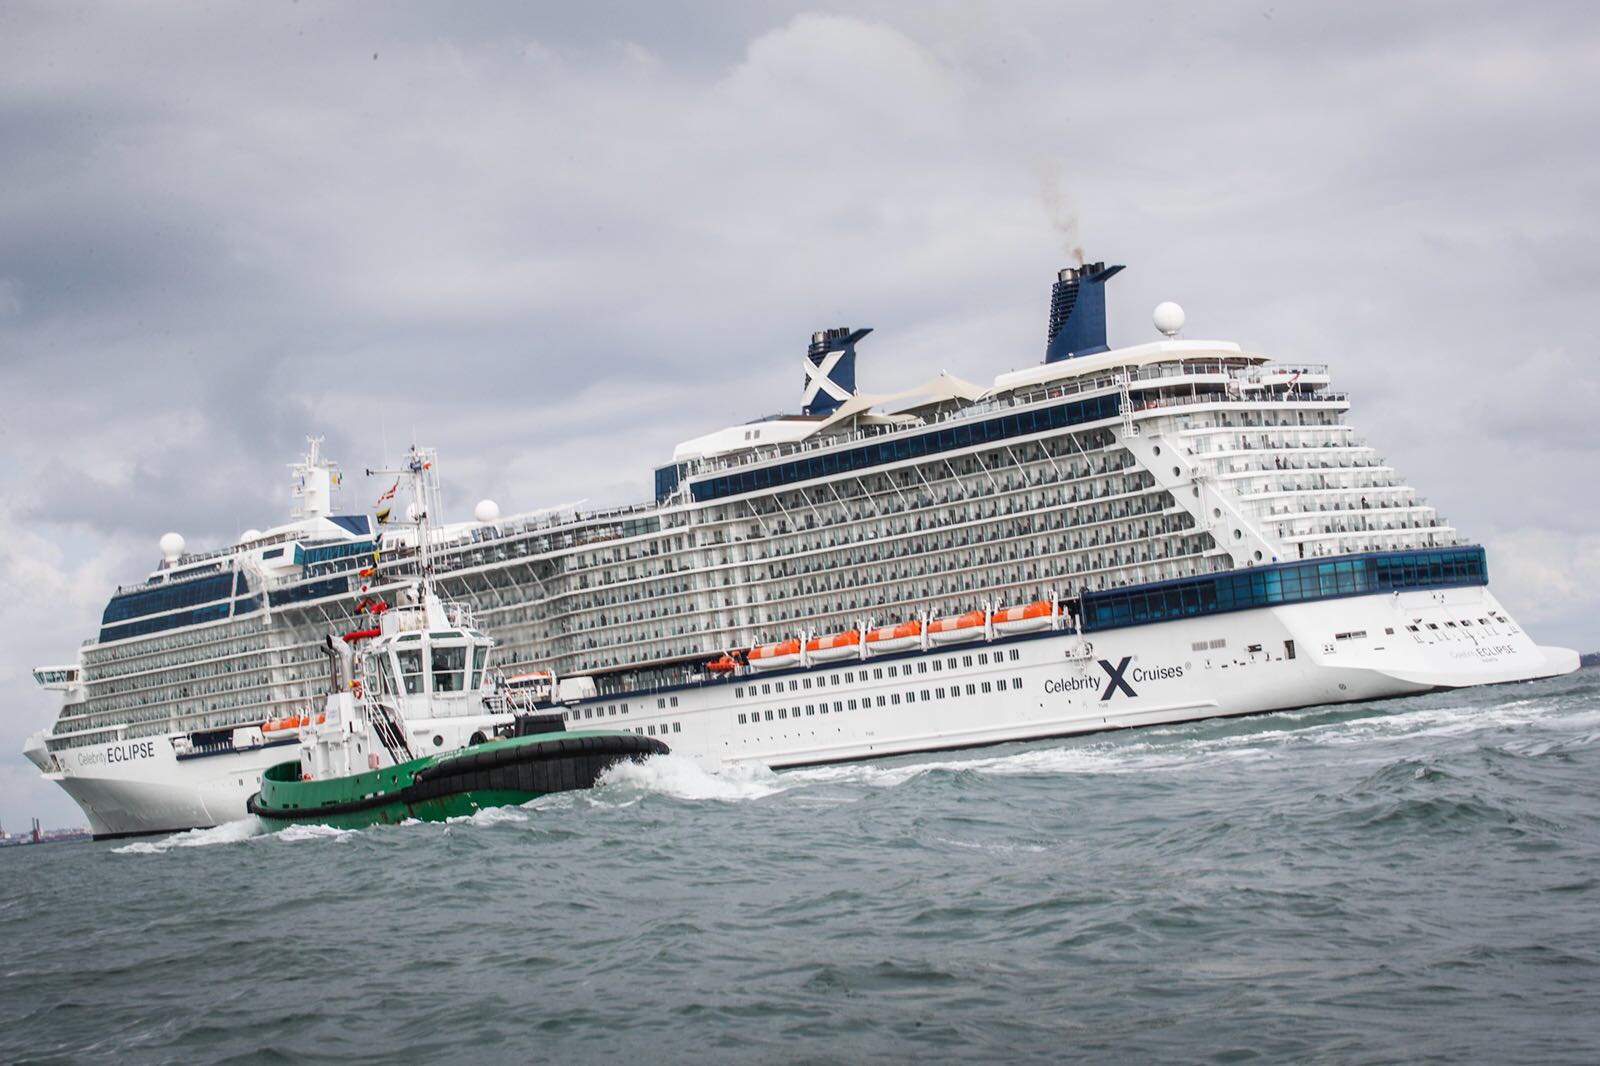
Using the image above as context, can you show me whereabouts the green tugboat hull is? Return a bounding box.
[247,730,667,830]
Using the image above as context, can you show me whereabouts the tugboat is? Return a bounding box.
[248,447,666,831]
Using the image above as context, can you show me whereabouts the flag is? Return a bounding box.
[375,505,391,525]
[375,479,398,505]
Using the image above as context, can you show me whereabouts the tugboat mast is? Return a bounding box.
[366,445,442,595]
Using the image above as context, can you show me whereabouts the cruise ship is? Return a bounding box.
[26,261,1578,837]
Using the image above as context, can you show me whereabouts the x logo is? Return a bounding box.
[1098,656,1137,701]
[802,350,852,407]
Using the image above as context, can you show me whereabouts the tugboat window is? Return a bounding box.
[396,649,425,695]
[432,645,466,692]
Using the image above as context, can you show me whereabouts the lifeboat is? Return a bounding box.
[865,620,922,653]
[747,639,801,670]
[805,630,860,662]
[993,600,1054,634]
[927,610,986,645]
[261,712,326,738]
[705,654,741,674]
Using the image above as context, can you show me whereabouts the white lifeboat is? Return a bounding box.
[992,600,1054,635]
[804,630,860,662]
[747,639,801,671]
[865,620,922,654]
[927,610,986,645]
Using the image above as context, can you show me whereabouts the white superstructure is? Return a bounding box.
[26,263,1577,837]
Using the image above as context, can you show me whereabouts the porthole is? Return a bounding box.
[432,734,444,747]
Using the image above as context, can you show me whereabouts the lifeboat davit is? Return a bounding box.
[747,639,801,670]
[927,610,986,645]
[993,600,1054,634]
[705,654,740,674]
[805,630,860,662]
[865,620,922,653]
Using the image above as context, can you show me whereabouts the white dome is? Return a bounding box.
[474,499,501,523]
[1153,301,1186,337]
[159,532,185,561]
[239,528,263,544]
[406,501,422,523]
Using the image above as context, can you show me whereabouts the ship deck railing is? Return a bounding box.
[681,360,1337,481]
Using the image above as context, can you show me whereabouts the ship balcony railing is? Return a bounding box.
[1129,391,1348,415]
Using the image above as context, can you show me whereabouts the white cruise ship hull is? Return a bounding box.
[672,586,1572,772]
[34,742,291,839]
[37,584,1574,838]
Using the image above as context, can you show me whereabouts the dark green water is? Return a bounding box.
[5,670,1599,1064]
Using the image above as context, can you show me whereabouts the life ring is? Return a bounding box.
[351,678,364,699]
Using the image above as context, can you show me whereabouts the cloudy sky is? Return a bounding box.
[3,1,1596,828]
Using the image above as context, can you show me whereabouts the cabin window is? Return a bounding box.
[431,645,466,693]
[396,649,425,695]
[467,645,488,691]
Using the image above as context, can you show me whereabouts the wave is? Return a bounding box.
[596,753,789,801]
[111,818,264,854]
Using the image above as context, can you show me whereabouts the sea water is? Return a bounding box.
[4,670,1598,1064]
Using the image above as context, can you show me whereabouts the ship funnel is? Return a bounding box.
[802,326,872,417]
[1045,261,1124,363]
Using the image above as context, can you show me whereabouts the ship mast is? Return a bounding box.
[366,445,442,596]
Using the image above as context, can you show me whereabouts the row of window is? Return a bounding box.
[1083,547,1488,630]
[736,676,1029,724]
[558,706,678,738]
[101,572,242,626]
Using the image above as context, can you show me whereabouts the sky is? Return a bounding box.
[2,0,1596,829]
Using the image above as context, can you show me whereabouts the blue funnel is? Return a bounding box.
[1045,262,1124,363]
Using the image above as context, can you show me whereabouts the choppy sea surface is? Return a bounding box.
[4,670,1599,1065]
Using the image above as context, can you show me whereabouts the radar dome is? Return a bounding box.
[1153,301,1185,337]
[159,532,185,561]
[406,501,422,523]
[239,529,263,544]
[474,499,501,523]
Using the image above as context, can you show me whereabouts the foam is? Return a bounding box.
[112,818,264,854]
[598,753,789,801]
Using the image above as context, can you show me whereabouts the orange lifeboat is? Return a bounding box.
[927,610,986,645]
[993,599,1054,634]
[747,639,801,670]
[865,620,922,653]
[706,654,741,674]
[804,630,860,662]
[261,712,326,738]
